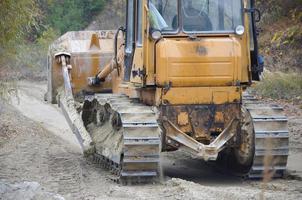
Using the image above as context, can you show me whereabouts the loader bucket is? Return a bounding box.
[46,30,116,104]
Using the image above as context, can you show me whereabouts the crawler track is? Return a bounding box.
[243,94,289,178]
[82,94,161,184]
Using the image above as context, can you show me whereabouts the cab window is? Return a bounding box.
[182,0,242,32]
[149,0,178,32]
[149,0,243,33]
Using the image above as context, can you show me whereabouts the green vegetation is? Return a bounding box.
[0,81,18,103]
[0,0,107,100]
[253,0,301,102]
[0,0,38,45]
[0,0,39,101]
[0,0,107,77]
[0,0,39,66]
[256,0,302,72]
[253,72,302,100]
[42,0,107,34]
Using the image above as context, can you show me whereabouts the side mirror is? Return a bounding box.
[245,8,261,23]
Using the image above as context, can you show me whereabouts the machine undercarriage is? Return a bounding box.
[58,79,289,183]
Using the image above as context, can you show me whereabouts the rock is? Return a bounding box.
[0,181,65,200]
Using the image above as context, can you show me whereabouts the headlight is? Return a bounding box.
[235,25,245,36]
[151,30,162,40]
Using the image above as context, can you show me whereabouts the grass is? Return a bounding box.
[0,79,18,103]
[252,71,302,100]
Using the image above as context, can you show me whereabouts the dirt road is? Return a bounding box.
[0,81,301,200]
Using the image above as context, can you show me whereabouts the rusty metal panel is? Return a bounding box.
[157,86,241,105]
[161,104,241,144]
[47,30,116,103]
[70,52,113,95]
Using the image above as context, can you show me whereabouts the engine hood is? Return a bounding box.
[155,37,243,87]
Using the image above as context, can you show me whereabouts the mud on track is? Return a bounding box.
[0,81,301,200]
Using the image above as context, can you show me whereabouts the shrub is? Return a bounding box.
[0,80,18,103]
[44,0,107,34]
[13,28,59,80]
[0,0,39,46]
[0,0,40,67]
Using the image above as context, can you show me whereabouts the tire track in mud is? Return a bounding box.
[0,105,99,200]
[11,82,80,149]
[0,132,86,199]
[46,152,84,199]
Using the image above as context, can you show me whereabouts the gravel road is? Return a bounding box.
[0,81,301,200]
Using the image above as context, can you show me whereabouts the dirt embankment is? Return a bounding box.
[257,0,302,72]
[0,82,301,200]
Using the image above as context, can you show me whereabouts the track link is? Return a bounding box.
[243,94,289,178]
[83,94,161,184]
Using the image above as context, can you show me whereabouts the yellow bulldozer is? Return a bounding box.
[46,0,289,183]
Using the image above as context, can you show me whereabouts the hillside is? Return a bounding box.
[86,0,126,30]
[257,0,302,72]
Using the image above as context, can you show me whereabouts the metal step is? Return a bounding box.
[255,131,289,138]
[120,113,158,124]
[121,171,157,177]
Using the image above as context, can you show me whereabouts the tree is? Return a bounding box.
[0,0,39,47]
[44,0,107,34]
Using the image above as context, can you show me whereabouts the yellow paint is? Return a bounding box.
[155,37,240,87]
[157,87,241,105]
[130,47,144,85]
[215,112,224,123]
[71,54,110,94]
[143,0,156,85]
[178,112,189,126]
[127,0,252,105]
